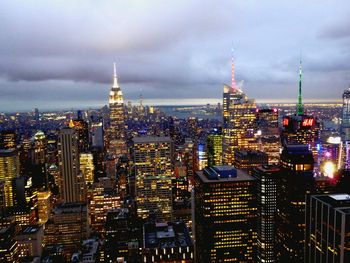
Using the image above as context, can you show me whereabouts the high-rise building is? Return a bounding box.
[37,190,51,224]
[58,128,85,203]
[194,166,257,262]
[281,61,320,160]
[79,153,94,185]
[341,86,350,142]
[44,203,88,259]
[90,121,104,150]
[12,176,38,225]
[0,130,16,150]
[89,184,121,232]
[276,144,316,262]
[222,52,258,166]
[305,194,350,263]
[69,117,89,152]
[252,165,279,263]
[234,150,268,172]
[256,108,280,164]
[104,208,139,262]
[108,63,127,156]
[133,136,173,220]
[0,223,19,262]
[31,130,47,165]
[0,149,20,207]
[207,128,223,167]
[222,82,258,165]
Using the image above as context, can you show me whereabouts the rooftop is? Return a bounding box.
[198,165,254,183]
[144,221,192,249]
[133,136,172,144]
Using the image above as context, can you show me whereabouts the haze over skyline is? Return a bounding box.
[1,0,350,111]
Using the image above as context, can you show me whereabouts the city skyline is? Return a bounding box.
[1,0,350,111]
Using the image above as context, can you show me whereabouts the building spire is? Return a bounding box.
[231,46,236,91]
[113,62,119,88]
[297,58,303,115]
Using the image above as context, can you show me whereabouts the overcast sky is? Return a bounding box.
[1,0,350,111]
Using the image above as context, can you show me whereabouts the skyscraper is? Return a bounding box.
[69,115,89,152]
[108,63,127,156]
[58,127,85,203]
[256,108,280,164]
[305,194,350,263]
[194,166,257,262]
[207,128,223,167]
[222,56,258,165]
[281,60,320,160]
[0,149,20,207]
[0,130,16,150]
[133,136,173,220]
[341,87,350,141]
[252,165,279,263]
[277,145,316,262]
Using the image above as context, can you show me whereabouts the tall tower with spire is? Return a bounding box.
[222,51,258,165]
[108,63,127,156]
[297,59,304,115]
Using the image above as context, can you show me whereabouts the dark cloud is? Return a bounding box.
[0,0,349,111]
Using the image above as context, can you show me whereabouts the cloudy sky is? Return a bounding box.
[1,0,350,111]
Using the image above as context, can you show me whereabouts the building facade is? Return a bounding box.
[133,136,173,220]
[194,166,257,262]
[305,194,350,263]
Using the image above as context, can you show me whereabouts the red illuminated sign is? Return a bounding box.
[302,118,314,127]
[283,118,289,126]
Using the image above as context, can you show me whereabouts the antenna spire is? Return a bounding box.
[297,58,304,115]
[113,62,119,87]
[231,46,236,91]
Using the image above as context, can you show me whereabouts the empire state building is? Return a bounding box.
[108,63,127,156]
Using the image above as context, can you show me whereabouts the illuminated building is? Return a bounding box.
[281,61,320,160]
[197,143,207,170]
[252,165,279,263]
[89,185,121,232]
[142,221,193,263]
[305,194,350,263]
[58,127,85,203]
[69,117,89,152]
[0,149,20,207]
[281,114,320,158]
[104,208,135,262]
[207,128,223,167]
[277,145,316,262]
[15,225,43,258]
[91,121,104,149]
[0,181,5,216]
[44,203,88,259]
[108,63,127,156]
[80,153,94,185]
[0,223,19,262]
[222,53,258,165]
[234,150,268,172]
[31,130,46,165]
[0,130,16,150]
[37,191,51,224]
[173,162,189,202]
[222,85,258,165]
[133,136,173,220]
[12,176,38,226]
[341,87,350,142]
[194,166,257,262]
[256,108,280,164]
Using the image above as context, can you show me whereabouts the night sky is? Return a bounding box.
[1,0,350,111]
